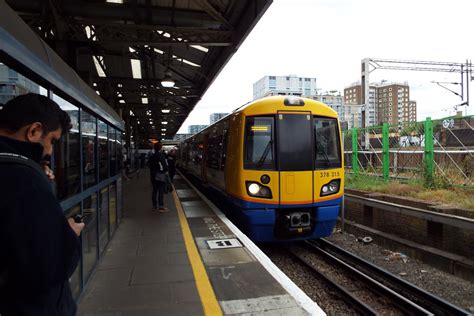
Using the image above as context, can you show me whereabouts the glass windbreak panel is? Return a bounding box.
[116,131,123,172]
[244,116,275,170]
[109,183,117,236]
[82,112,97,189]
[98,121,108,181]
[278,113,313,171]
[0,63,47,105]
[53,94,80,200]
[64,204,81,299]
[314,117,342,169]
[109,128,117,176]
[82,193,98,280]
[99,187,109,254]
[117,177,122,224]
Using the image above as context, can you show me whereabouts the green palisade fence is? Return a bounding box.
[343,114,474,189]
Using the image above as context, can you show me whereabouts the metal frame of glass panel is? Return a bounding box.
[0,59,125,301]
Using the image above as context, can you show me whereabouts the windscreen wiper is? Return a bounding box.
[256,140,272,168]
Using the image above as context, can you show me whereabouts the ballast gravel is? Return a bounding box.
[326,230,474,313]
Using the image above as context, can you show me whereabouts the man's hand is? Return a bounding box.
[41,160,55,180]
[68,218,85,237]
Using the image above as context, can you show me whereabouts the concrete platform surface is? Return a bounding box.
[77,171,324,315]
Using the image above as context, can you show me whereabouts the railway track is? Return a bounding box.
[286,239,470,315]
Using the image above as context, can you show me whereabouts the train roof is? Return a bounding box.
[237,96,338,118]
[0,0,124,130]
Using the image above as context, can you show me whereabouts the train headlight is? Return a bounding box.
[321,179,340,196]
[248,183,260,195]
[246,181,273,199]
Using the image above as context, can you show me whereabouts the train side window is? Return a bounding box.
[98,120,108,182]
[314,117,341,169]
[207,126,221,170]
[220,124,229,171]
[82,111,97,189]
[52,94,81,200]
[192,135,203,164]
[244,116,275,170]
[185,142,190,162]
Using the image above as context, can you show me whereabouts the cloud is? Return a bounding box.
[178,0,473,133]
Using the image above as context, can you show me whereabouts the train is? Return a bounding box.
[178,96,344,242]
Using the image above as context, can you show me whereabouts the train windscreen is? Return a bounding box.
[278,113,313,171]
[244,116,275,170]
[314,117,341,169]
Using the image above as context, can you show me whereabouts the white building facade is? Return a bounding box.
[253,75,317,100]
[210,113,228,124]
[188,125,207,134]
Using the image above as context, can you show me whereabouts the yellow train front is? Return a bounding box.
[180,96,344,242]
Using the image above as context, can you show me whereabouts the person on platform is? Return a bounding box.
[166,148,177,182]
[0,93,84,316]
[149,142,169,212]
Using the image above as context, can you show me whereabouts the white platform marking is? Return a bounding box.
[221,294,310,315]
[207,238,242,249]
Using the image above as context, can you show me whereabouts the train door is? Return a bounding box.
[277,111,314,206]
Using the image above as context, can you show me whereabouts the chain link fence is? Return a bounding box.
[343,115,474,188]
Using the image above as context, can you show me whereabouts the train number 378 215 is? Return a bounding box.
[320,171,340,177]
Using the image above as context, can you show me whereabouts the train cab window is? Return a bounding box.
[314,117,341,169]
[244,116,275,170]
[98,120,108,181]
[82,111,97,189]
[278,113,313,171]
[53,94,81,200]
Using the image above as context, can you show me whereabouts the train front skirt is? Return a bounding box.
[230,196,342,242]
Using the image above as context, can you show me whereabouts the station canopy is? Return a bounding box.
[7,0,272,142]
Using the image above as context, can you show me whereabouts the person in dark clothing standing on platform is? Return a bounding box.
[166,149,177,182]
[0,93,84,316]
[149,142,169,212]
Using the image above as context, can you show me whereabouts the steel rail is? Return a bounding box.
[285,248,378,316]
[304,241,433,315]
[313,239,470,316]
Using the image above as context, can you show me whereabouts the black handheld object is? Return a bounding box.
[73,214,84,223]
[73,213,91,223]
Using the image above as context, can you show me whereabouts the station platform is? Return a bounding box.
[77,170,323,315]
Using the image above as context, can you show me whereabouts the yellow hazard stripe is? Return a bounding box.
[172,190,223,316]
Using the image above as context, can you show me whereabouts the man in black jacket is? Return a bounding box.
[149,142,169,212]
[0,93,84,316]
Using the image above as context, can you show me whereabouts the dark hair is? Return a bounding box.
[154,142,162,151]
[0,93,71,135]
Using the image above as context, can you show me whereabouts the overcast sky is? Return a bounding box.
[178,0,474,133]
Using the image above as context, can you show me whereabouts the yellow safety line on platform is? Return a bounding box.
[172,190,223,316]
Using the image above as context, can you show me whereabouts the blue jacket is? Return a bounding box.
[0,136,80,316]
